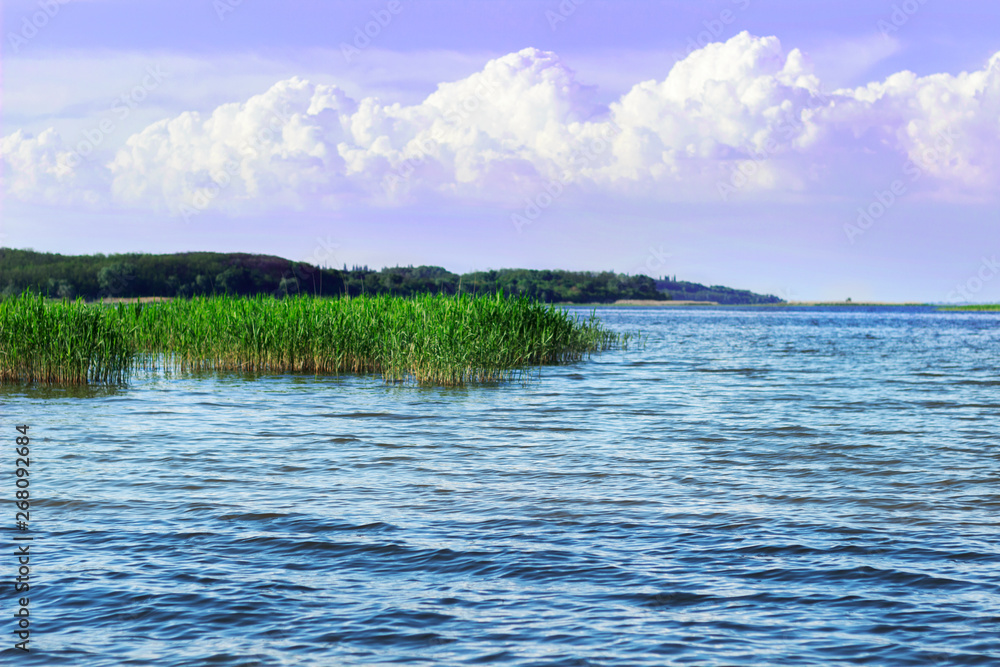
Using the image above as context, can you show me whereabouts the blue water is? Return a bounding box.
[3,306,999,665]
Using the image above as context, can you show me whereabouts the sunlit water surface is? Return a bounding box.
[3,306,999,665]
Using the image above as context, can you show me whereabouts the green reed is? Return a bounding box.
[1,292,629,386]
[938,305,1000,311]
[0,292,137,384]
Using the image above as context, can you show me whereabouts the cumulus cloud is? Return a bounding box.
[3,33,1000,215]
[854,53,1000,194]
[0,128,109,207]
[108,77,361,214]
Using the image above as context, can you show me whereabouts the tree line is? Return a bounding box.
[0,249,782,304]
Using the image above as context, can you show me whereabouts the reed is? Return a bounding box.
[0,292,137,384]
[1,292,629,386]
[939,305,1000,311]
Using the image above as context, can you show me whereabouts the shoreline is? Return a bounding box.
[564,300,933,307]
[48,296,990,309]
[781,301,929,307]
[609,299,718,306]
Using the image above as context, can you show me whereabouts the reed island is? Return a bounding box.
[0,292,629,386]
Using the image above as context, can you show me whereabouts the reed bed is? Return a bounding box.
[939,304,1000,311]
[1,292,629,386]
[0,293,137,384]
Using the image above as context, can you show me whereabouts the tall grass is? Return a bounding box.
[939,305,1000,311]
[1,292,629,386]
[0,293,137,384]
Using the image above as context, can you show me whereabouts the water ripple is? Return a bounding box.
[3,306,1000,665]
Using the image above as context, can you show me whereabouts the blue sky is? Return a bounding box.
[3,0,1000,302]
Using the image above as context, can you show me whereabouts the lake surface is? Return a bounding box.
[3,306,999,665]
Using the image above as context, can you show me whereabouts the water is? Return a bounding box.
[3,306,999,665]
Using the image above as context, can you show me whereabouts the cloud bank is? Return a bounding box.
[4,32,1000,217]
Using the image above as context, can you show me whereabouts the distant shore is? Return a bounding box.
[782,301,929,307]
[565,300,940,308]
[64,296,991,310]
[611,299,718,306]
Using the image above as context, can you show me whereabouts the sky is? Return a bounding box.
[2,0,1000,302]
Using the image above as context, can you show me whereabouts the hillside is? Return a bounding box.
[0,249,782,305]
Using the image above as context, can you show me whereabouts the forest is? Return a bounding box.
[0,249,782,305]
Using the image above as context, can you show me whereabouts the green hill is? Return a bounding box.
[654,278,783,305]
[0,249,781,305]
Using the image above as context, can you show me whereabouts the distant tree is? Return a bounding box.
[98,263,137,297]
[194,274,213,294]
[277,276,299,297]
[56,280,76,300]
[215,267,253,295]
[0,249,783,304]
[381,271,404,292]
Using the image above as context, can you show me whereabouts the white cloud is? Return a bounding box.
[4,34,1000,216]
[0,128,108,207]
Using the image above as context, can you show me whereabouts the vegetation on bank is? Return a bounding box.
[0,292,629,386]
[0,249,783,305]
[652,278,782,305]
[939,305,1000,311]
